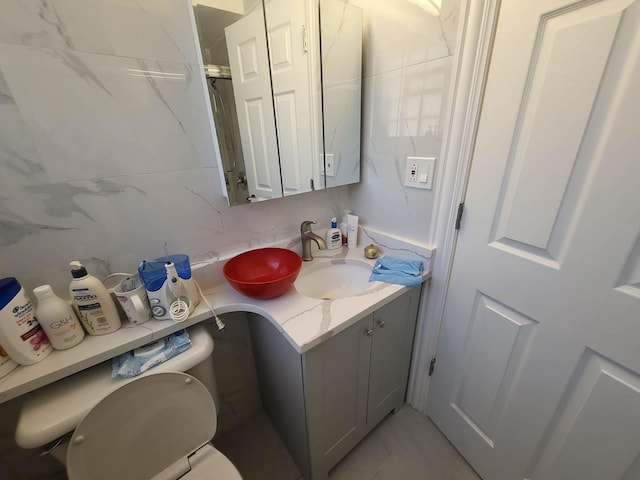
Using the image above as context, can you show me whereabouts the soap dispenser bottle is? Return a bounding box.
[69,261,121,335]
[326,217,342,250]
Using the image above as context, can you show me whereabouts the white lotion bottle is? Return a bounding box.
[33,285,85,350]
[347,213,359,249]
[69,261,121,335]
[326,217,342,250]
[0,277,53,365]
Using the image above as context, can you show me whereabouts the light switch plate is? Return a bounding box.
[321,154,336,177]
[404,156,435,190]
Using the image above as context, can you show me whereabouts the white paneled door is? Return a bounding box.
[428,1,640,479]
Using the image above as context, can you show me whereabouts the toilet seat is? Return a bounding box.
[66,372,241,480]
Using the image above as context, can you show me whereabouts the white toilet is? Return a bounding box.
[16,325,242,480]
[66,371,241,480]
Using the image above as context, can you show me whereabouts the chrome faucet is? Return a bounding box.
[300,220,326,261]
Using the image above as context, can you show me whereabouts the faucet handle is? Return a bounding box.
[300,220,317,232]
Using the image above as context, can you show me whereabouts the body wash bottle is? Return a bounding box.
[69,261,121,335]
[326,217,342,250]
[33,285,85,350]
[347,213,359,249]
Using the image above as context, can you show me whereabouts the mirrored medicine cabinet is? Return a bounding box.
[193,0,363,205]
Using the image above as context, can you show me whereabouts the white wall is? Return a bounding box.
[349,0,460,243]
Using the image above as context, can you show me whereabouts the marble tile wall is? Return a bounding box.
[348,0,460,243]
[0,0,348,296]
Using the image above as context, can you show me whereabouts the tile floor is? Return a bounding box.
[215,405,481,480]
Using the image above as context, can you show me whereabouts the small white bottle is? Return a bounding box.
[326,217,342,250]
[0,277,53,365]
[347,213,359,249]
[33,285,85,350]
[69,261,121,336]
[340,210,351,245]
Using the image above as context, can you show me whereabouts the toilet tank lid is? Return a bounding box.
[15,325,214,449]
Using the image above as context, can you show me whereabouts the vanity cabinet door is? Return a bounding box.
[304,314,373,479]
[366,288,421,429]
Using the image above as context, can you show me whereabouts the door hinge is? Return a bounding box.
[455,203,465,230]
[428,357,436,376]
[302,25,308,52]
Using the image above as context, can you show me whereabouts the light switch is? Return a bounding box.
[321,154,336,177]
[404,157,435,190]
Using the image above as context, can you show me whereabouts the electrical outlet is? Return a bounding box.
[404,157,435,190]
[321,154,336,177]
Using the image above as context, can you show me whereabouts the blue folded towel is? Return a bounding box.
[111,329,191,378]
[369,256,423,287]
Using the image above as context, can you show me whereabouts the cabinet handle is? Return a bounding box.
[377,320,386,329]
[366,329,373,337]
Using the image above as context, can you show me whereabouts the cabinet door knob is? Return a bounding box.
[377,320,386,328]
[366,329,373,337]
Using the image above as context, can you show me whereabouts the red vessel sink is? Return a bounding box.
[223,248,302,299]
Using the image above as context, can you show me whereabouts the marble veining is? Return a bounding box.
[24,180,146,221]
[0,0,110,54]
[1,148,44,180]
[0,0,198,64]
[44,48,113,97]
[0,44,216,182]
[282,302,324,326]
[345,0,460,243]
[135,58,188,135]
[0,69,49,187]
[350,0,459,77]
[350,55,453,240]
[0,217,76,247]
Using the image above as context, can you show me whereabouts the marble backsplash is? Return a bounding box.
[0,0,348,296]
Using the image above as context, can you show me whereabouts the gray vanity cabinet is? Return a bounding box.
[303,312,373,477]
[249,287,421,480]
[366,289,421,428]
[304,288,420,478]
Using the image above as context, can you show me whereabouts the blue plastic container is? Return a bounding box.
[138,254,192,292]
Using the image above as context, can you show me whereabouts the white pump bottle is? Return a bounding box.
[33,285,85,350]
[69,261,121,335]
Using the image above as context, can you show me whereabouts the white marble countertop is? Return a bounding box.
[0,243,432,404]
[205,246,430,353]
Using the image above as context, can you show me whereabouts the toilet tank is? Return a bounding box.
[15,324,216,450]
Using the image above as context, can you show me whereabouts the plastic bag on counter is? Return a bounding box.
[111,329,191,379]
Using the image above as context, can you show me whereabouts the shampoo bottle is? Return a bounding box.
[69,261,121,336]
[326,217,342,250]
[33,285,85,350]
[0,277,53,365]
